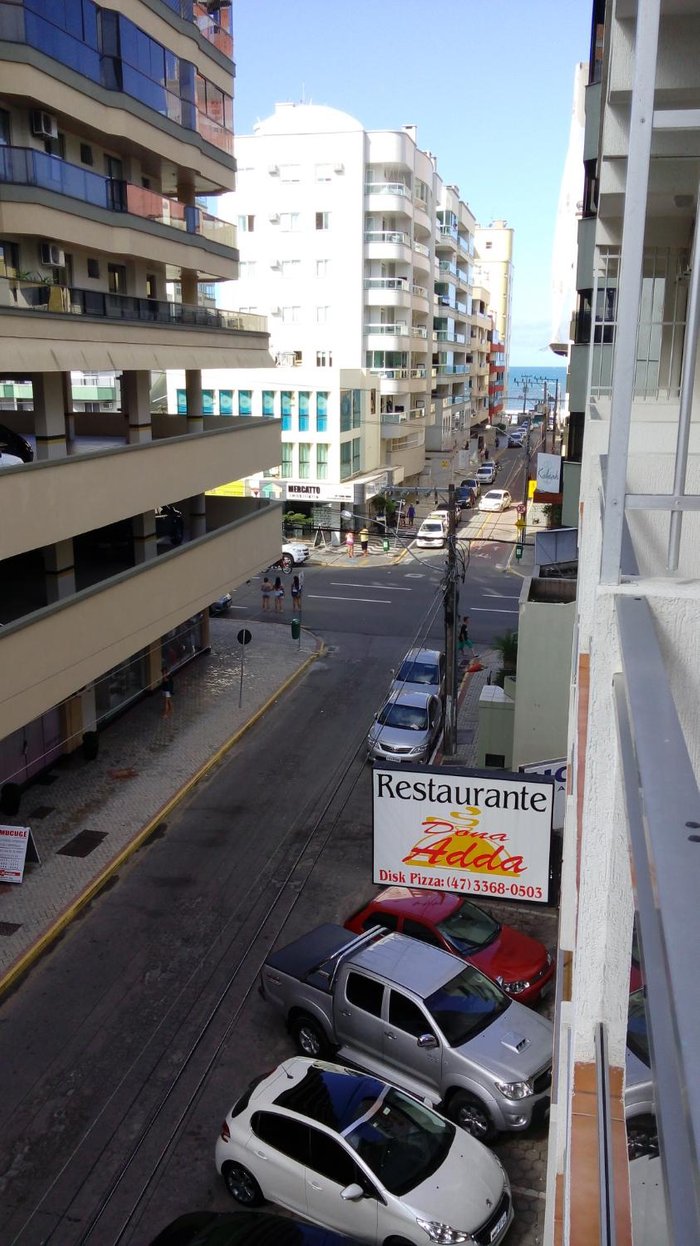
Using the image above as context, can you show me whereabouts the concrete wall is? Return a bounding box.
[477,684,514,768]
[512,595,576,769]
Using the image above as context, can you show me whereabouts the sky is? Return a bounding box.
[231,0,591,368]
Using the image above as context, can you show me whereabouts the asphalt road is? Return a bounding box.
[0,488,551,1246]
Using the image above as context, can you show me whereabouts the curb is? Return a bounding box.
[0,641,324,1000]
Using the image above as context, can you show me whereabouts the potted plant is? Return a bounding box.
[491,628,518,688]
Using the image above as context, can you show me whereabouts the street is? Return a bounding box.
[0,484,552,1246]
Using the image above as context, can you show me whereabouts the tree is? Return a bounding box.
[491,629,518,683]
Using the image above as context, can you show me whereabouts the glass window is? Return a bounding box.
[346,972,384,1016]
[219,389,233,415]
[280,260,300,279]
[315,211,330,230]
[435,899,499,954]
[282,306,300,323]
[280,212,300,232]
[315,164,333,182]
[352,389,362,428]
[237,214,255,232]
[352,437,361,474]
[238,261,256,279]
[281,391,294,417]
[389,991,434,1038]
[316,393,328,431]
[403,920,441,948]
[281,444,293,477]
[252,1112,309,1164]
[262,390,275,418]
[316,306,329,323]
[238,390,252,416]
[279,164,300,181]
[345,1087,453,1199]
[340,442,351,479]
[176,388,187,414]
[316,443,328,479]
[340,390,351,433]
[426,967,510,1047]
[0,109,10,145]
[316,350,332,367]
[316,259,330,278]
[308,1129,357,1188]
[298,392,310,417]
[298,443,311,479]
[202,389,215,415]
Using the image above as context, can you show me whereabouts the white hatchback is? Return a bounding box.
[479,489,512,512]
[216,1057,513,1246]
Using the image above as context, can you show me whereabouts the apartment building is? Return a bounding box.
[545,1,700,1242]
[474,220,514,375]
[217,103,496,487]
[0,0,277,791]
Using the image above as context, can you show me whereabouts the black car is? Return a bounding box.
[0,423,33,462]
[149,1210,365,1246]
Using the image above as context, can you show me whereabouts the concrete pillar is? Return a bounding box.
[185,369,204,435]
[44,538,76,603]
[180,268,198,305]
[62,372,76,449]
[31,371,67,460]
[121,369,152,444]
[132,512,158,564]
[190,493,206,538]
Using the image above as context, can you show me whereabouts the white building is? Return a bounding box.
[474,220,514,380]
[217,103,496,486]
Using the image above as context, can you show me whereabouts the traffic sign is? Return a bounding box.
[237,628,252,646]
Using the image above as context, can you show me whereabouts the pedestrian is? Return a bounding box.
[291,574,302,610]
[359,526,369,557]
[261,574,273,611]
[434,488,439,507]
[458,616,471,655]
[345,530,355,558]
[273,575,285,612]
[407,502,416,526]
[161,665,174,718]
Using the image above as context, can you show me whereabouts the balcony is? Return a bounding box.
[435,330,466,344]
[0,146,236,257]
[364,181,411,198]
[364,277,409,291]
[364,230,410,246]
[437,224,459,242]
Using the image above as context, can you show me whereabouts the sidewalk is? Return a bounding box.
[0,619,318,994]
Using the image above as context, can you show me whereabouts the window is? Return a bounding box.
[298,443,311,479]
[315,164,334,182]
[237,214,255,232]
[86,258,100,279]
[176,388,187,414]
[237,390,252,416]
[315,211,330,230]
[346,972,384,1016]
[308,1129,358,1188]
[340,442,351,480]
[80,143,93,165]
[281,391,294,430]
[298,392,310,430]
[316,306,329,324]
[316,392,328,431]
[202,389,215,415]
[0,109,10,145]
[280,260,300,279]
[316,259,330,278]
[108,263,126,294]
[239,261,256,279]
[219,389,233,415]
[352,437,361,475]
[403,920,441,947]
[282,306,300,323]
[279,164,300,182]
[280,212,300,232]
[252,1112,309,1164]
[389,991,434,1039]
[0,240,18,278]
[316,350,333,367]
[352,389,362,428]
[316,443,328,479]
[262,390,275,418]
[361,912,398,933]
[281,444,293,477]
[340,390,352,433]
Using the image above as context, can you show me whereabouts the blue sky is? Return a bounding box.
[231,0,591,367]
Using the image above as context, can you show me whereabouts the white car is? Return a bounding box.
[415,518,447,548]
[215,1057,514,1246]
[476,463,497,486]
[479,489,512,512]
[278,541,310,571]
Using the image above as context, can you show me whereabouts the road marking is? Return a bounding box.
[308,594,393,604]
[469,606,519,614]
[510,1185,546,1202]
[330,582,412,591]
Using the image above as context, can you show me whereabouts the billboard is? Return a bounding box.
[373,764,553,904]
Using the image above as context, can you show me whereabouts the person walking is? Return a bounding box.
[458,616,471,657]
[345,529,355,558]
[260,574,273,611]
[161,665,174,718]
[359,526,370,557]
[291,574,303,611]
[407,502,416,526]
[273,575,285,613]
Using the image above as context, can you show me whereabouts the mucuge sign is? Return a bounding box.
[372,764,554,904]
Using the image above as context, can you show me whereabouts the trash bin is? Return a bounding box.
[291,617,301,640]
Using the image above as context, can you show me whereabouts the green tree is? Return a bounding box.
[491,629,518,684]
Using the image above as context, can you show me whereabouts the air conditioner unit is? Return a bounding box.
[270,259,281,269]
[40,242,66,267]
[333,162,345,174]
[270,306,282,316]
[31,110,58,140]
[268,164,280,175]
[268,213,280,223]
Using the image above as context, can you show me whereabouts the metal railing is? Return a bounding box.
[365,181,411,197]
[364,277,409,291]
[364,230,410,246]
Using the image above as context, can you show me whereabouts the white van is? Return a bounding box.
[416,516,447,548]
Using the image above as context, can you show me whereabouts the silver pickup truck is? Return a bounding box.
[261,924,553,1142]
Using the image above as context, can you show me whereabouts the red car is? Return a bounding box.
[345,887,555,1006]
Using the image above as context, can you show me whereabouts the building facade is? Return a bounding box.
[0,0,277,789]
[474,220,514,378]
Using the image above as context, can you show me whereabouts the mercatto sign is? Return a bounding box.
[372,765,554,904]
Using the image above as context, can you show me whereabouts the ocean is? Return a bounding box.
[506,365,567,411]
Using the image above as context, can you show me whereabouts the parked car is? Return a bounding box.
[476,463,496,486]
[479,489,512,513]
[150,1209,365,1245]
[389,647,445,700]
[367,689,442,764]
[625,987,657,1159]
[345,887,554,1005]
[209,592,233,616]
[455,485,476,509]
[0,423,33,462]
[415,517,447,549]
[274,541,310,572]
[507,433,524,448]
[460,476,481,498]
[260,924,554,1141]
[215,1057,514,1246]
[155,504,184,545]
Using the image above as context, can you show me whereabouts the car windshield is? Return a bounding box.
[395,659,438,687]
[345,1084,454,1196]
[426,964,510,1045]
[627,989,650,1066]
[436,899,500,952]
[484,492,502,501]
[378,702,428,731]
[420,523,443,534]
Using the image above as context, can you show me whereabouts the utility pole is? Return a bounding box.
[553,378,560,452]
[443,482,458,755]
[542,380,548,453]
[521,377,529,416]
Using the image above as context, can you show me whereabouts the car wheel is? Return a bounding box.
[290,1015,333,1059]
[447,1091,497,1143]
[222,1162,264,1206]
[384,1238,415,1246]
[626,1114,658,1160]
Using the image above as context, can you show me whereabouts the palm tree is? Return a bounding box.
[492,629,518,678]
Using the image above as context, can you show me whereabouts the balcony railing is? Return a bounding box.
[438,224,459,241]
[364,323,409,336]
[435,330,466,343]
[364,230,410,246]
[364,277,409,291]
[0,276,265,332]
[369,367,409,379]
[434,363,468,375]
[0,147,236,249]
[412,284,428,298]
[437,260,458,277]
[413,240,431,258]
[147,0,234,58]
[365,181,411,197]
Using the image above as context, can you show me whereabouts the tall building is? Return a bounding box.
[218,103,497,488]
[547,1,700,1242]
[0,0,277,789]
[474,220,514,379]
